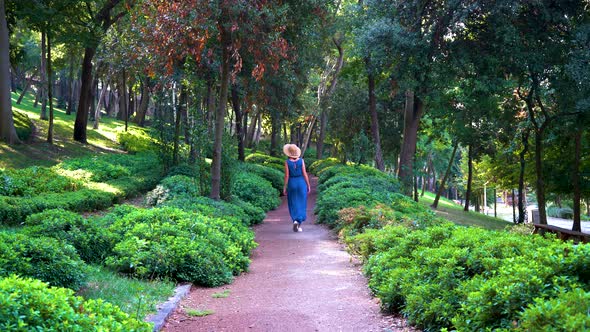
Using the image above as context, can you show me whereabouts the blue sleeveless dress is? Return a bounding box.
[286,158,307,223]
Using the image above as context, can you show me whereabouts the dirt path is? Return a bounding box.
[163,177,413,332]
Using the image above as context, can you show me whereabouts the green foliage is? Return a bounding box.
[22,209,115,264]
[245,152,285,171]
[547,206,575,219]
[0,232,86,289]
[238,162,284,192]
[105,207,256,286]
[231,172,280,211]
[0,153,164,226]
[517,287,590,331]
[0,166,83,197]
[117,128,158,154]
[145,175,199,206]
[0,275,151,331]
[308,158,340,175]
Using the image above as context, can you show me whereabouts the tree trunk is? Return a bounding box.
[135,78,149,126]
[317,107,327,159]
[270,110,280,157]
[464,145,473,212]
[210,26,231,200]
[494,188,497,218]
[398,90,423,196]
[572,129,582,232]
[0,0,20,144]
[93,80,109,129]
[512,189,516,223]
[413,176,419,202]
[73,47,96,143]
[368,70,384,171]
[47,30,54,144]
[40,30,48,120]
[173,84,184,166]
[246,109,258,148]
[533,128,548,225]
[432,142,458,209]
[66,56,75,115]
[16,69,37,104]
[231,84,245,161]
[206,77,215,136]
[9,65,15,92]
[518,130,529,223]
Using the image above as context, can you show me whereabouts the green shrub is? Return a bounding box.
[308,158,340,175]
[0,166,83,197]
[239,163,284,192]
[145,175,199,206]
[162,195,261,226]
[117,128,157,153]
[0,275,151,331]
[0,232,86,289]
[245,152,285,171]
[230,197,266,225]
[106,207,256,286]
[22,209,115,264]
[517,287,590,331]
[232,173,280,211]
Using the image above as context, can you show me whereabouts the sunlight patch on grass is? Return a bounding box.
[419,191,512,231]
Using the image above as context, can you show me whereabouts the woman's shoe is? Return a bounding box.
[293,221,299,232]
[298,225,303,232]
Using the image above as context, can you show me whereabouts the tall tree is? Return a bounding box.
[0,0,19,144]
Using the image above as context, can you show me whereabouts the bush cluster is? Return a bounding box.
[117,128,158,154]
[232,172,281,212]
[314,159,590,331]
[105,207,256,286]
[22,209,115,264]
[308,157,340,175]
[13,110,34,141]
[0,152,164,225]
[245,152,284,171]
[238,163,284,192]
[0,275,151,331]
[0,232,86,289]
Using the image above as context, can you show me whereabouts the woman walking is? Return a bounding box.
[283,144,311,232]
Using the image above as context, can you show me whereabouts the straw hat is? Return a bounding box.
[283,144,301,159]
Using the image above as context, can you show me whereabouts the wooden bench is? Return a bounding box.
[532,223,590,244]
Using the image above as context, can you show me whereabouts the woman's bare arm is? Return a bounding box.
[302,160,311,193]
[283,161,289,195]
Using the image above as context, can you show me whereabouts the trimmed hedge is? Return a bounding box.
[238,163,284,192]
[0,275,151,331]
[232,172,281,211]
[22,209,115,264]
[245,152,285,171]
[0,232,87,289]
[105,207,256,286]
[314,159,590,331]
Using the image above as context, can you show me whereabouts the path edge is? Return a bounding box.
[146,283,192,331]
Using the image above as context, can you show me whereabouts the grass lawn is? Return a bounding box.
[1,91,138,169]
[419,191,513,231]
[78,265,176,320]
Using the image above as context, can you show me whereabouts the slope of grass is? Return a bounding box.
[419,191,512,231]
[1,91,138,169]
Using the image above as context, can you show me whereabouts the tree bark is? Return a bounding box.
[518,130,529,223]
[464,145,473,212]
[40,30,48,120]
[73,47,96,143]
[572,129,582,232]
[210,25,231,200]
[398,90,423,196]
[231,84,245,161]
[533,128,548,225]
[47,30,54,144]
[0,0,20,144]
[16,69,37,104]
[173,84,184,166]
[368,68,384,171]
[135,78,149,126]
[66,55,75,115]
[246,109,258,148]
[93,80,109,129]
[270,110,280,156]
[316,106,327,159]
[432,142,458,209]
[206,77,215,136]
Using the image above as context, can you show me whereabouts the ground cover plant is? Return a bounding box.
[0,152,164,225]
[314,160,590,331]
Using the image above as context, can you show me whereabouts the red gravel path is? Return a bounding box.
[163,177,415,332]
